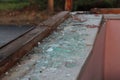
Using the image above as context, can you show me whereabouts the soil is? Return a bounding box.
[0,9,55,26]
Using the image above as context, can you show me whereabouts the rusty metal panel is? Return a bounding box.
[105,20,120,80]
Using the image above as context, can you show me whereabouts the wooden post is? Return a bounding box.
[65,0,72,11]
[48,0,54,12]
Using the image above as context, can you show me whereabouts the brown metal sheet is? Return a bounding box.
[104,20,120,80]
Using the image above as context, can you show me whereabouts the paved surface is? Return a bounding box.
[0,25,34,48]
[2,14,102,80]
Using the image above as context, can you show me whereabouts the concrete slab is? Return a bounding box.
[2,14,102,80]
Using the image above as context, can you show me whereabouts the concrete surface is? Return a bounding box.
[1,14,102,80]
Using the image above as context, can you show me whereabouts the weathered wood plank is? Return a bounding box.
[41,11,69,28]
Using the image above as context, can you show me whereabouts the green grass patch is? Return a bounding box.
[0,2,30,11]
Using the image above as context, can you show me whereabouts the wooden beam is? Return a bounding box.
[65,0,72,11]
[48,0,54,12]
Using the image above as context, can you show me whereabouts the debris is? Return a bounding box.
[72,15,87,22]
[5,72,9,75]
[86,25,98,28]
[48,68,57,72]
[66,74,71,77]
[38,42,41,45]
[65,60,77,68]
[21,77,29,80]
[29,75,40,80]
[20,15,99,80]
[46,48,53,52]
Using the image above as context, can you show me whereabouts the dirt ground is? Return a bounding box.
[0,10,55,26]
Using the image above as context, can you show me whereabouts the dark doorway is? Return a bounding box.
[54,0,65,11]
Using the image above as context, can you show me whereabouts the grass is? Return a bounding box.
[0,2,30,11]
